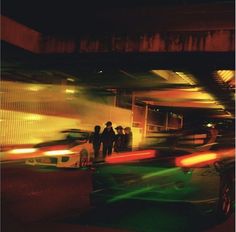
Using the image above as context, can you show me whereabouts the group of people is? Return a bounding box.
[89,121,133,159]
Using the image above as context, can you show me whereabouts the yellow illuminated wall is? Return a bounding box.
[0,81,136,145]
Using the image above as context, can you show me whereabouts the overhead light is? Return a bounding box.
[175,72,196,85]
[151,70,169,80]
[206,123,213,127]
[217,70,234,83]
[67,78,75,82]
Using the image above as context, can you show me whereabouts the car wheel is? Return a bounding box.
[79,150,89,168]
[217,175,234,221]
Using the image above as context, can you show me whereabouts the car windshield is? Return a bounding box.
[65,132,89,141]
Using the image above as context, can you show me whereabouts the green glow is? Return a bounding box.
[108,186,154,203]
[142,167,180,179]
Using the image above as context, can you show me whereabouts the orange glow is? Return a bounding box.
[176,152,218,167]
[2,149,40,161]
[216,148,235,158]
[106,150,156,164]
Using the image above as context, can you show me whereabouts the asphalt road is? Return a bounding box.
[1,163,235,232]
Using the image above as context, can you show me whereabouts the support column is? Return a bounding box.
[180,116,184,129]
[165,112,169,130]
[143,103,148,138]
[131,92,135,126]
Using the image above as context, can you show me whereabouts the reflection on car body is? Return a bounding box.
[91,140,235,220]
[25,129,93,168]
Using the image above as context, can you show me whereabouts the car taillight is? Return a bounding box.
[106,150,156,164]
[175,152,218,168]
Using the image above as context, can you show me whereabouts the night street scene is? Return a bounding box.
[1,0,235,231]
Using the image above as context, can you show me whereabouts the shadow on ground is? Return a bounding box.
[60,200,233,232]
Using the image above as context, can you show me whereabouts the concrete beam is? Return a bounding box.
[1,16,41,53]
[1,15,235,54]
[77,31,234,53]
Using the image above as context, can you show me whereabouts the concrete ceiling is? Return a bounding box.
[2,0,234,35]
[1,1,234,117]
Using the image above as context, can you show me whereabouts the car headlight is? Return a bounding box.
[8,148,38,154]
[44,150,74,156]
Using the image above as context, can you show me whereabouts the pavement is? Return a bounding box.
[1,162,235,232]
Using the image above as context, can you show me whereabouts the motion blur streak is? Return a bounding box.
[176,148,235,168]
[176,153,217,167]
[105,150,156,164]
[108,186,154,203]
[1,81,135,146]
[142,167,180,179]
[216,148,235,158]
[1,152,40,161]
[44,150,74,156]
[8,148,38,154]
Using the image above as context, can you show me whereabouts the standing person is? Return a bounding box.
[114,126,125,152]
[124,127,133,151]
[89,125,102,161]
[101,121,115,158]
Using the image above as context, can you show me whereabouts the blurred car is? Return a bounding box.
[91,141,235,220]
[25,129,93,168]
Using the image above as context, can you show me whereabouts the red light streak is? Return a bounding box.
[106,150,156,164]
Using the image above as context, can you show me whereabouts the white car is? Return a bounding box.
[25,129,93,168]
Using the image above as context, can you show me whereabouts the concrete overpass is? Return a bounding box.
[1,2,234,54]
[1,1,235,114]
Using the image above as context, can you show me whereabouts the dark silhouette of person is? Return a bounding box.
[101,121,115,158]
[124,127,133,151]
[114,126,125,152]
[89,125,101,160]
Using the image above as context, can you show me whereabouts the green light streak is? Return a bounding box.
[142,167,181,179]
[108,186,154,203]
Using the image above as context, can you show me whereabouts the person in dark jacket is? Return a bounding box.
[124,127,133,151]
[114,126,125,152]
[89,125,102,160]
[101,121,115,158]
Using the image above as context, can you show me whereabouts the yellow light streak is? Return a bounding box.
[180,87,201,92]
[180,153,217,166]
[65,89,75,94]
